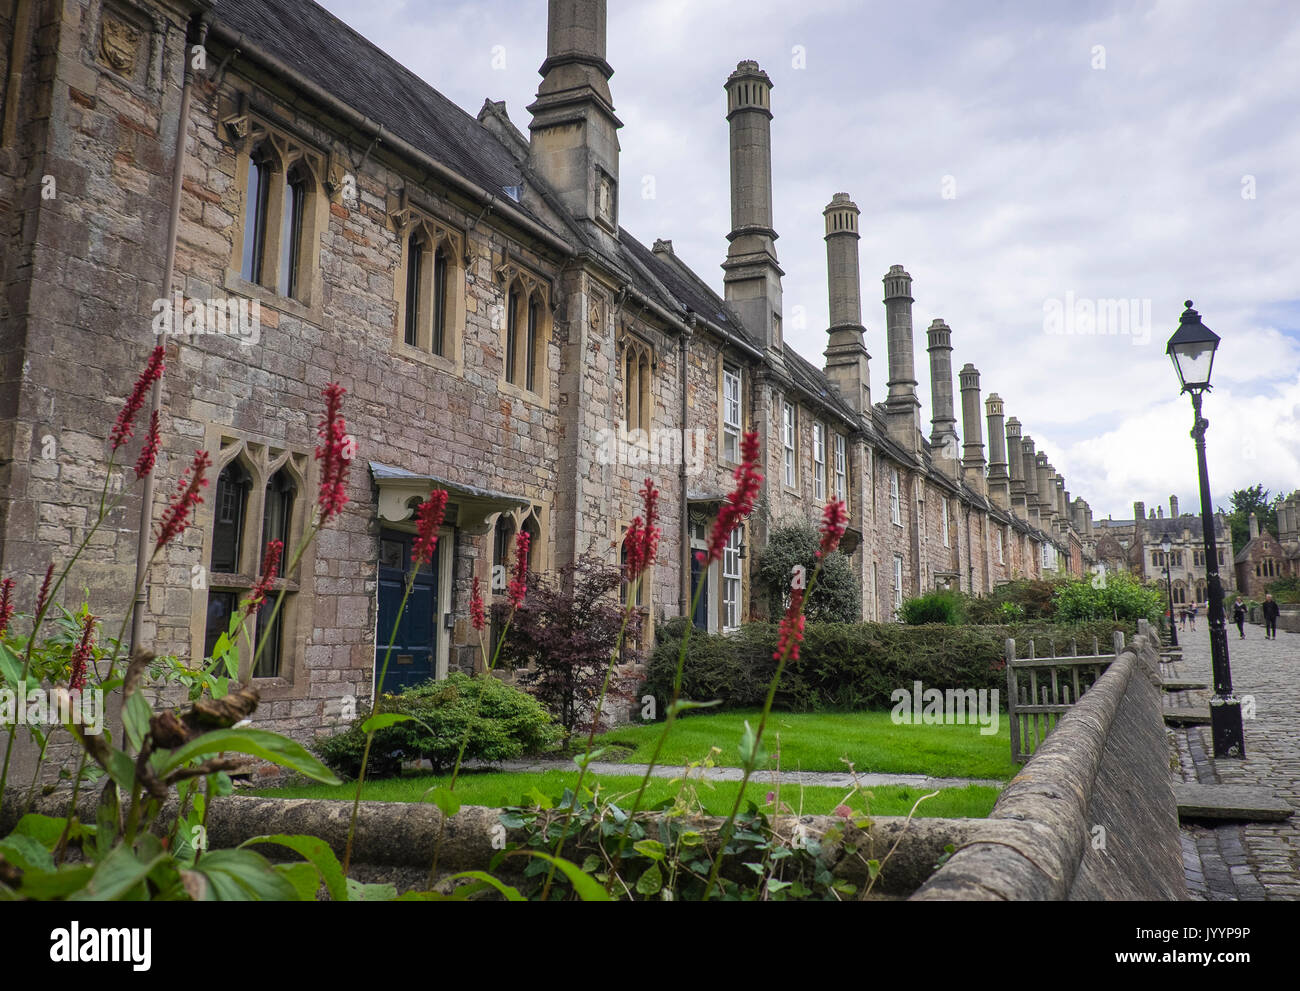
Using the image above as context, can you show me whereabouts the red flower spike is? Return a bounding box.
[110,345,164,451]
[35,563,55,617]
[412,489,449,568]
[470,576,486,633]
[0,578,14,638]
[705,431,763,565]
[508,530,531,609]
[314,383,353,523]
[133,410,161,480]
[155,449,212,552]
[816,498,849,559]
[243,540,284,617]
[773,588,806,663]
[69,613,97,691]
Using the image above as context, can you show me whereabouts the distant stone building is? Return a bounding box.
[1234,494,1299,597]
[0,0,1098,741]
[1092,497,1235,605]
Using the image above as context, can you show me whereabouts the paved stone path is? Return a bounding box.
[464,759,1004,791]
[1164,621,1300,900]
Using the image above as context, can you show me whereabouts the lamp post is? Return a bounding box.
[1161,535,1178,647]
[1166,301,1243,757]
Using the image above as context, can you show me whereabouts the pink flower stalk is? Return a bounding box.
[470,576,486,633]
[624,478,663,584]
[69,613,97,691]
[133,410,161,480]
[314,383,353,523]
[702,431,762,566]
[816,498,849,559]
[110,345,164,450]
[0,578,14,638]
[773,588,806,663]
[35,562,55,617]
[243,540,284,616]
[412,489,449,568]
[507,530,531,609]
[155,449,212,552]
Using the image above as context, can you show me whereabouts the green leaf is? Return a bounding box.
[345,878,398,901]
[738,719,767,768]
[0,642,26,689]
[122,692,152,752]
[635,862,663,897]
[444,871,526,901]
[360,712,414,734]
[275,862,321,901]
[191,849,300,901]
[153,728,340,785]
[13,813,70,848]
[19,865,95,899]
[766,878,792,894]
[514,852,611,901]
[105,747,136,792]
[632,839,665,862]
[240,834,347,902]
[525,786,553,810]
[95,782,119,857]
[0,834,55,874]
[665,698,722,718]
[69,845,164,901]
[572,747,607,769]
[422,786,461,820]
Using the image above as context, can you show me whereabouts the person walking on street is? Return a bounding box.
[1179,609,1188,631]
[1262,593,1280,640]
[1232,598,1247,638]
[1188,604,1197,630]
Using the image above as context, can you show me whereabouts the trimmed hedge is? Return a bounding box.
[315,673,562,779]
[644,619,1135,713]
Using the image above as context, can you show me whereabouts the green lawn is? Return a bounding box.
[588,709,1018,781]
[251,769,999,819]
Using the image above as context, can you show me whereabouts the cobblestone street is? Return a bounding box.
[1166,620,1300,900]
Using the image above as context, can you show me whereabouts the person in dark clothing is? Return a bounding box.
[1262,594,1281,640]
[1232,598,1247,638]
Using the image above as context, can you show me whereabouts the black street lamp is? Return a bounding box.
[1161,535,1179,647]
[1166,301,1243,757]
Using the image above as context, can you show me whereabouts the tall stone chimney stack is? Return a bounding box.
[822,194,871,413]
[722,61,784,356]
[958,363,986,498]
[1021,436,1040,526]
[985,394,1010,510]
[1170,495,1180,518]
[1036,454,1056,528]
[1006,417,1025,517]
[528,0,622,247]
[883,266,920,455]
[1249,512,1259,540]
[926,320,960,476]
[1133,501,1145,544]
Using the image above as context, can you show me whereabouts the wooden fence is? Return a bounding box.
[1006,631,1126,763]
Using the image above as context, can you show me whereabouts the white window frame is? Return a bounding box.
[783,401,796,488]
[893,554,904,614]
[722,526,742,632]
[834,434,847,504]
[722,366,742,463]
[889,468,901,526]
[997,528,1005,564]
[813,423,826,501]
[940,496,950,547]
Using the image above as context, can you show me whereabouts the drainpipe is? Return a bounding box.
[679,316,692,620]
[1,0,32,150]
[130,14,207,654]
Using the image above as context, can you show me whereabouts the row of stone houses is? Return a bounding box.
[1233,493,1300,598]
[0,0,1098,739]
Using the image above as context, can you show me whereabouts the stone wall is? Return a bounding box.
[912,629,1187,900]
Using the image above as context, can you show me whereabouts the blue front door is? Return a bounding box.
[376,529,439,694]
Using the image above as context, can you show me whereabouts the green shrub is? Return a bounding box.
[1051,572,1162,623]
[315,672,562,779]
[643,619,1133,714]
[755,522,860,623]
[899,589,965,625]
[1265,577,1300,603]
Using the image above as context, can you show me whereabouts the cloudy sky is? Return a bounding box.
[319,0,1299,526]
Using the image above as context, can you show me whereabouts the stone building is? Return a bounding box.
[0,0,1097,741]
[1092,497,1236,605]
[1233,496,1299,598]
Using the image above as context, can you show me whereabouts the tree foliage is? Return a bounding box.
[755,522,860,623]
[1222,484,1281,551]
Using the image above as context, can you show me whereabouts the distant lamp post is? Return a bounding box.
[1167,301,1243,757]
[1161,535,1178,647]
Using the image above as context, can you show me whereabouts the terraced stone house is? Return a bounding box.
[0,0,1097,740]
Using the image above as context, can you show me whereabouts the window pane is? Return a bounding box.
[203,590,238,658]
[526,298,539,392]
[253,599,284,678]
[432,247,447,355]
[279,175,305,298]
[241,155,269,283]
[405,238,423,346]
[212,463,249,573]
[261,468,296,563]
[505,289,519,383]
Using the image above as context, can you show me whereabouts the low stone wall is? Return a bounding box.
[912,630,1187,900]
[1248,604,1300,633]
